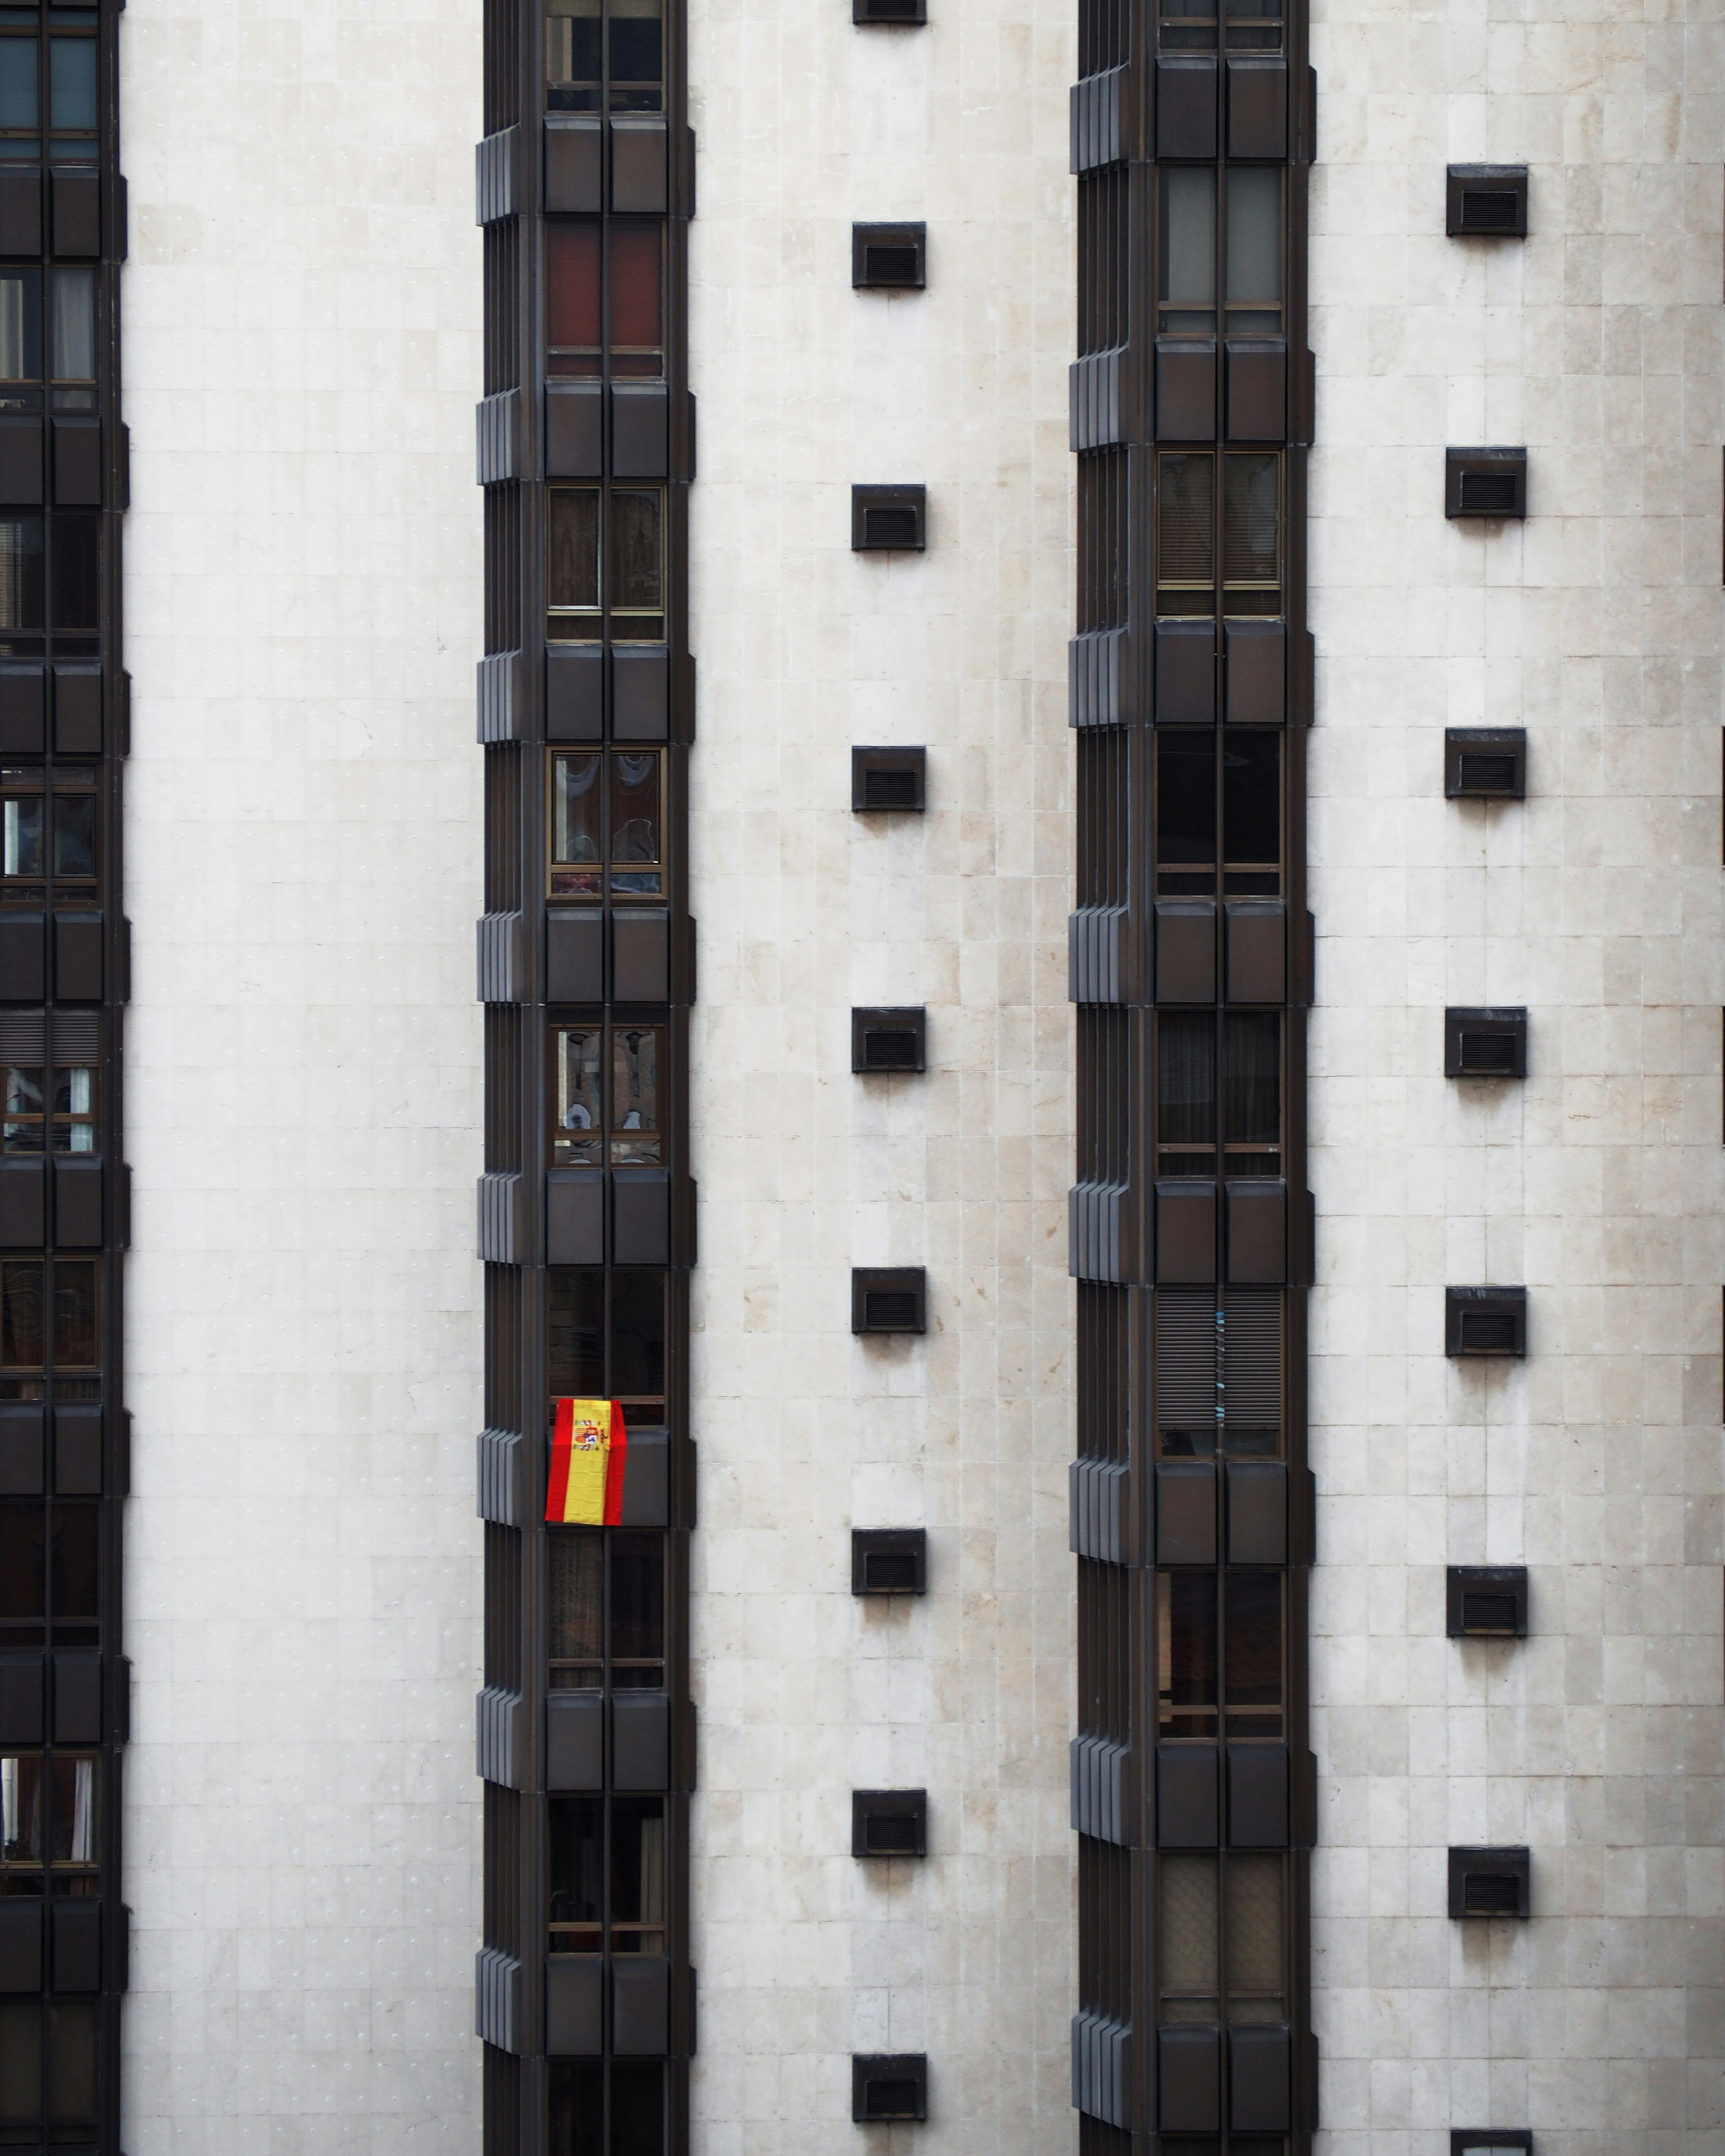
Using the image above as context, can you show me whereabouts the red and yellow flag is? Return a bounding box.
[546,1397,628,1525]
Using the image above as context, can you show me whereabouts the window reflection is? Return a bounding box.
[549,750,664,901]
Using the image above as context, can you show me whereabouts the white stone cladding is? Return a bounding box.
[1307,2,1725,2151]
[681,0,1079,2139]
[118,1,485,2147]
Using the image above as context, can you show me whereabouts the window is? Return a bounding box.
[1157,169,1282,342]
[0,1754,93,1890]
[50,269,95,411]
[548,1794,667,1952]
[1156,1012,1282,1178]
[548,1528,665,1689]
[1156,452,1282,618]
[1156,1568,1283,1740]
[547,487,664,643]
[0,517,43,657]
[549,2062,665,2156]
[1155,729,1281,897]
[546,0,664,113]
[50,515,98,647]
[0,1257,97,1394]
[46,36,95,163]
[547,223,665,379]
[548,1268,667,1423]
[1158,1853,1286,2024]
[1158,0,1282,51]
[1,765,99,904]
[552,1021,665,1165]
[2,1060,96,1153]
[0,35,37,161]
[0,2001,98,2147]
[548,749,665,900]
[1155,1289,1282,1459]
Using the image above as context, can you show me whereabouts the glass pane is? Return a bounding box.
[610,1270,664,1405]
[610,2064,666,2156]
[1224,1570,1282,1737]
[3,797,40,876]
[609,491,661,612]
[1223,1854,1284,2018]
[609,751,661,893]
[547,1796,603,1948]
[1157,1013,1214,1159]
[51,1068,94,1155]
[3,1065,41,1152]
[609,1532,663,1667]
[547,224,601,373]
[1157,732,1215,867]
[0,271,39,383]
[1223,1013,1279,1146]
[609,225,663,369]
[1225,169,1281,310]
[550,753,601,899]
[610,1796,666,1935]
[1222,452,1279,590]
[547,0,602,110]
[554,1027,603,1164]
[0,41,37,132]
[608,0,663,107]
[49,270,93,383]
[50,514,98,634]
[548,1532,604,1678]
[1159,169,1216,327]
[1157,1570,1218,1738]
[0,1755,43,1867]
[1157,454,1214,598]
[50,1503,95,1619]
[47,40,94,132]
[52,795,93,878]
[1158,1853,1219,2015]
[0,1261,42,1370]
[548,1269,605,1398]
[52,1259,96,1367]
[48,1755,93,1865]
[546,488,600,612]
[0,1504,42,1618]
[0,519,44,633]
[45,2001,94,2121]
[1222,731,1279,867]
[0,2000,40,2122]
[609,1025,661,1163]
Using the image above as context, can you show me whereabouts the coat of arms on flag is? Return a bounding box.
[546,1396,628,1524]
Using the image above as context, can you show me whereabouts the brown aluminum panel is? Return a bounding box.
[1155,620,1216,724]
[1226,58,1287,158]
[1225,1177,1285,1284]
[1159,2025,1222,2132]
[546,383,603,478]
[1154,1461,1217,1564]
[52,1405,101,1496]
[1154,903,1216,1003]
[1225,902,1285,1004]
[1229,2023,1292,2131]
[0,1158,43,1247]
[545,1692,604,1791]
[611,1956,671,2054]
[52,666,102,756]
[617,1430,670,1527]
[1224,340,1286,443]
[612,911,670,1002]
[0,1406,42,1495]
[0,666,43,753]
[546,911,604,1001]
[546,646,604,741]
[1223,618,1285,724]
[0,418,42,507]
[546,1171,604,1265]
[0,915,43,1001]
[1155,1178,1217,1285]
[612,1170,670,1265]
[544,118,602,213]
[52,1649,101,1744]
[52,419,101,507]
[50,171,100,259]
[0,1900,43,1991]
[611,118,668,214]
[611,1691,670,1790]
[611,384,669,479]
[612,646,670,741]
[545,1957,604,2055]
[1226,1742,1289,1847]
[1155,339,1217,443]
[0,172,39,255]
[1156,1743,1219,1847]
[53,1156,103,1249]
[1225,1459,1286,1564]
[50,1899,101,1992]
[1154,57,1217,158]
[54,914,103,1002]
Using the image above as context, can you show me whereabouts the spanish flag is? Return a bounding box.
[546,1397,628,1525]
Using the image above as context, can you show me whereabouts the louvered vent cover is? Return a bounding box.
[1458,471,1516,514]
[1155,1292,1217,1451]
[863,1027,917,1067]
[855,0,926,20]
[1222,1289,1281,1440]
[864,243,920,283]
[852,1528,927,1595]
[1456,1029,1516,1072]
[0,1014,44,1062]
[862,505,919,548]
[1459,1313,1516,1352]
[1460,1591,1517,1633]
[1459,189,1519,229]
[852,2054,929,2122]
[865,1290,917,1329]
[853,1268,927,1335]
[864,767,917,808]
[1458,753,1514,792]
[52,1014,99,1061]
[865,1549,917,1589]
[1461,1870,1520,1914]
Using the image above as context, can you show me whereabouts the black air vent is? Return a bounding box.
[852,1267,927,1335]
[852,484,927,551]
[1463,1591,1517,1631]
[1458,471,1515,514]
[1460,189,1519,230]
[854,0,927,22]
[853,1006,927,1072]
[1444,729,1526,801]
[1448,1845,1530,1918]
[1445,448,1527,520]
[852,2054,929,2122]
[1447,1566,1528,1638]
[851,746,927,812]
[853,223,927,289]
[1451,2134,1534,2156]
[1445,1286,1527,1358]
[852,1528,927,1595]
[853,1790,927,1857]
[1444,1007,1527,1079]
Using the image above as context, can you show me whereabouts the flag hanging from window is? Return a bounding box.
[546,1397,628,1525]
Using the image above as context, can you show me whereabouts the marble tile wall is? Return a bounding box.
[1307,0,1725,2148]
